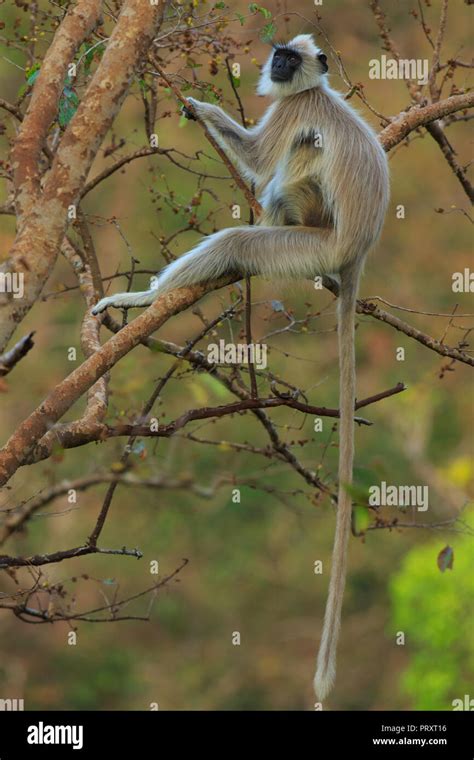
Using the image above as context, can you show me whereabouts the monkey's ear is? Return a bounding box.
[318,53,328,73]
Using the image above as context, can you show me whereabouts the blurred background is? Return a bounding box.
[0,0,472,710]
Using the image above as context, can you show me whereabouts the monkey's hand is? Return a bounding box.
[91,295,117,315]
[181,99,198,121]
[181,105,197,121]
[183,97,214,122]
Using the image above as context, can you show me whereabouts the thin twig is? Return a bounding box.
[152,62,262,216]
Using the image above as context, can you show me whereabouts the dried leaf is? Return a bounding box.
[437,545,454,572]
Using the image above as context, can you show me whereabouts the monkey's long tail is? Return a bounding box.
[313,263,359,702]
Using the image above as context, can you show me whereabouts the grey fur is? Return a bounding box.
[91,35,389,701]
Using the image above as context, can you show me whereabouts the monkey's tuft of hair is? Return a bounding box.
[313,667,335,703]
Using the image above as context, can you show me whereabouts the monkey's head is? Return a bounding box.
[257,34,328,98]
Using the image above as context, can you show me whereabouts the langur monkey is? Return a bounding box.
[92,35,389,700]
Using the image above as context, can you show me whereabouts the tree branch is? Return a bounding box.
[0,332,35,377]
[11,0,103,219]
[152,62,262,216]
[0,277,236,487]
[0,0,165,353]
[379,92,474,152]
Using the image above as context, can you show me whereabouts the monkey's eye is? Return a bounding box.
[288,56,298,65]
[318,54,327,64]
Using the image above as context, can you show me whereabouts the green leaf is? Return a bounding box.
[236,12,245,26]
[84,43,104,74]
[25,62,41,82]
[199,373,228,400]
[342,481,370,505]
[204,84,220,103]
[249,3,272,18]
[354,505,371,533]
[58,85,79,128]
[353,466,379,488]
[260,20,276,43]
[18,63,40,98]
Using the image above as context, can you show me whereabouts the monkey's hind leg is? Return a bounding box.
[91,289,159,314]
[159,224,337,284]
[91,225,337,314]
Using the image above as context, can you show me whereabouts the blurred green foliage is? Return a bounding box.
[390,511,474,710]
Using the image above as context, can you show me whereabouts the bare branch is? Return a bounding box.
[152,63,262,216]
[428,0,449,101]
[324,278,473,366]
[379,92,474,152]
[0,276,236,487]
[0,332,35,377]
[426,121,474,202]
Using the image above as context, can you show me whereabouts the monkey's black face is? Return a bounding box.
[270,48,302,82]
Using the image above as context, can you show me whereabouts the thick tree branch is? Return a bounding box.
[0,0,165,353]
[0,277,235,487]
[11,0,103,219]
[379,92,474,152]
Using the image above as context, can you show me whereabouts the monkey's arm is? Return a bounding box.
[186,97,261,180]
